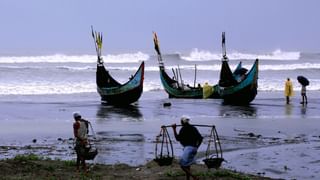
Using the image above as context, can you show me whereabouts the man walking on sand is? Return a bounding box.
[284,78,294,104]
[73,112,89,172]
[172,117,203,180]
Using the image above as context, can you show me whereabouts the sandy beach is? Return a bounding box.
[0,90,319,179]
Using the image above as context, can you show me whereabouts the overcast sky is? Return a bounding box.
[0,0,319,55]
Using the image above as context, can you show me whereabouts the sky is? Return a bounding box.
[0,0,319,55]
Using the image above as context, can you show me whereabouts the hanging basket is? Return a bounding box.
[84,147,98,160]
[154,126,174,166]
[204,125,224,169]
[154,156,174,166]
[203,157,224,169]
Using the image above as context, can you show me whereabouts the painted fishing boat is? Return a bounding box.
[92,27,144,105]
[153,32,220,99]
[216,32,258,104]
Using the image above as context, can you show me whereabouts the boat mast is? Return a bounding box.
[175,68,180,88]
[222,32,228,61]
[193,64,197,88]
[177,65,184,87]
[172,68,177,81]
[91,26,104,65]
[153,32,165,70]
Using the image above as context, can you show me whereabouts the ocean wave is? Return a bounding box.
[0,79,320,95]
[181,48,300,61]
[0,81,163,95]
[258,79,320,91]
[2,62,319,72]
[181,48,221,61]
[150,63,320,72]
[0,82,95,95]
[0,52,149,64]
[260,63,320,71]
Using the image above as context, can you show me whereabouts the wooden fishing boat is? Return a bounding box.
[216,32,258,104]
[92,27,144,105]
[153,32,220,99]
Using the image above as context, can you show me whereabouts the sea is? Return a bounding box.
[1,49,320,180]
[0,49,319,95]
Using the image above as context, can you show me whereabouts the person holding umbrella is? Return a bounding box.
[297,76,309,105]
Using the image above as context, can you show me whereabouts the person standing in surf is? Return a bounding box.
[300,85,307,104]
[284,78,294,104]
[172,117,203,180]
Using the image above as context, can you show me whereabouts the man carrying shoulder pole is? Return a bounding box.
[172,116,203,180]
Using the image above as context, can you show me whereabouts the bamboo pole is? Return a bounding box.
[161,124,215,128]
[175,68,180,88]
[193,64,197,88]
[177,65,183,86]
[172,68,177,81]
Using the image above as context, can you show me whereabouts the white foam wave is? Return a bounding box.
[1,78,320,95]
[143,63,320,72]
[143,81,163,92]
[0,52,149,64]
[103,52,149,63]
[258,79,320,91]
[181,48,300,61]
[0,81,163,95]
[0,82,96,95]
[260,63,320,71]
[1,62,318,73]
[139,63,320,72]
[181,48,221,61]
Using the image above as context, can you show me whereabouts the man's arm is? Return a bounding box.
[172,124,179,141]
[197,135,203,148]
[73,122,80,139]
[195,128,203,148]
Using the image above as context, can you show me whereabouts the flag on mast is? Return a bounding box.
[222,32,228,61]
[153,32,161,55]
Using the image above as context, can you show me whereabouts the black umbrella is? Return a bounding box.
[297,76,309,86]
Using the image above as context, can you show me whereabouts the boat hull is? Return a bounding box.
[159,68,220,99]
[217,59,258,105]
[97,61,144,105]
[98,84,143,105]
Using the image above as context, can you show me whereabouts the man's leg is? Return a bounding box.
[181,166,198,180]
[305,94,308,104]
[76,155,80,171]
[181,166,191,180]
[81,157,87,171]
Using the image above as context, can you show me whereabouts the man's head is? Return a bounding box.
[180,116,190,125]
[73,112,81,120]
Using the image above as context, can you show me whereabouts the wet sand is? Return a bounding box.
[0,91,320,179]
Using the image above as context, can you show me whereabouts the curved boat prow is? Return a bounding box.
[92,27,144,105]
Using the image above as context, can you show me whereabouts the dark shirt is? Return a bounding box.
[175,124,203,147]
